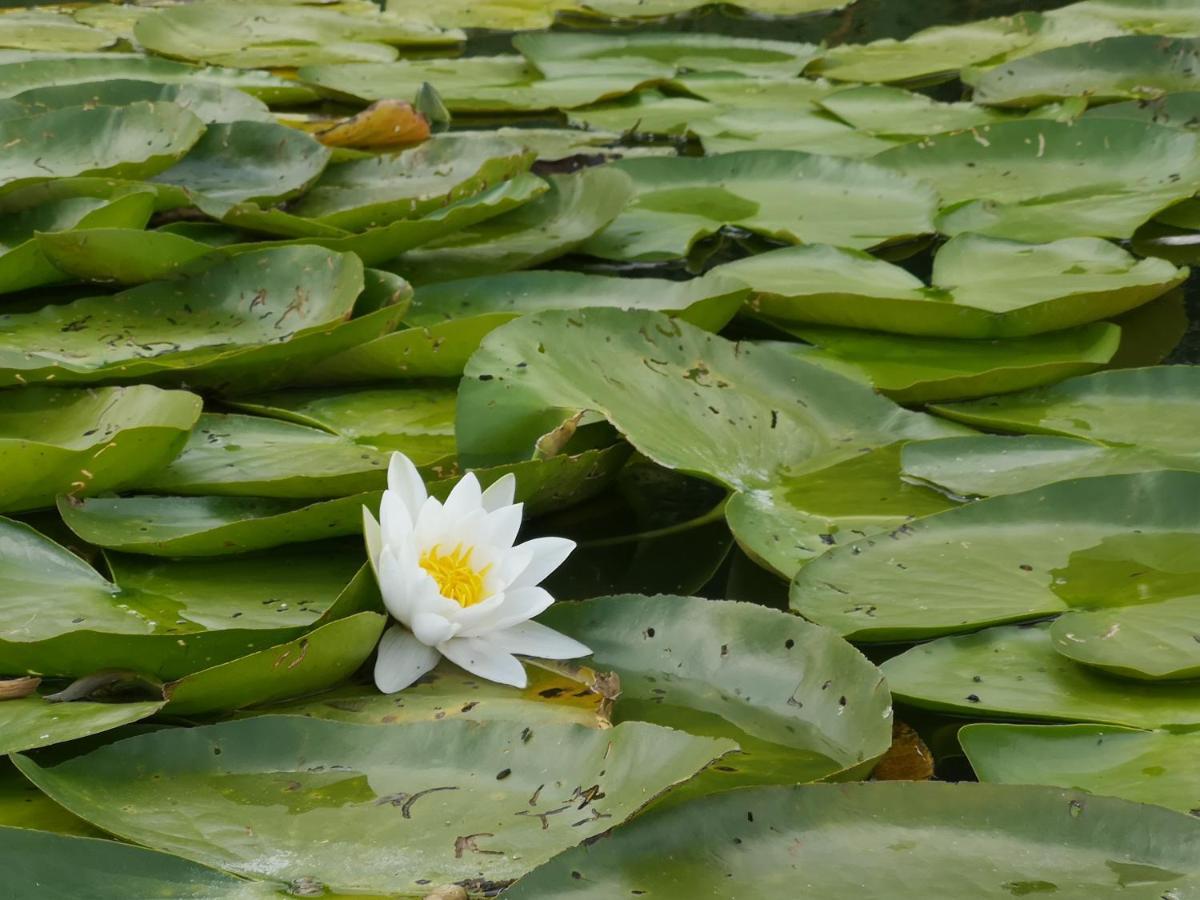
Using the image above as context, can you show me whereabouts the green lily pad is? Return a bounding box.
[456,308,962,487]
[965,35,1200,107]
[230,385,457,463]
[791,471,1200,641]
[726,444,955,579]
[929,366,1200,457]
[15,717,736,894]
[881,622,1200,728]
[392,167,634,284]
[1051,594,1200,681]
[1085,91,1200,129]
[149,120,331,208]
[300,55,669,112]
[0,11,117,53]
[723,237,1185,338]
[0,514,375,678]
[0,385,201,514]
[780,321,1121,402]
[0,52,320,104]
[514,32,820,79]
[162,612,387,716]
[307,268,744,383]
[286,133,533,231]
[0,190,154,294]
[901,435,1200,499]
[505,781,1200,899]
[134,3,462,68]
[57,492,376,557]
[541,594,891,792]
[0,696,163,755]
[960,723,1200,815]
[3,826,280,899]
[580,150,938,262]
[247,660,614,729]
[0,101,204,195]
[34,227,223,285]
[0,759,102,836]
[0,78,273,124]
[876,118,1200,241]
[136,413,390,498]
[817,85,1012,136]
[0,245,367,389]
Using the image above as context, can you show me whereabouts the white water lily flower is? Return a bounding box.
[363,452,590,693]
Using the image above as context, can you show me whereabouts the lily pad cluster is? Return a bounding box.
[3,0,1200,897]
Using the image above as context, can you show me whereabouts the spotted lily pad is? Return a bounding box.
[0,385,201,514]
[580,150,938,261]
[882,622,1200,728]
[791,471,1200,641]
[1051,594,1200,681]
[0,11,117,52]
[15,717,736,894]
[0,78,273,124]
[0,696,163,755]
[961,724,1200,815]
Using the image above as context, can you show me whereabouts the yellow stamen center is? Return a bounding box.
[419,543,491,608]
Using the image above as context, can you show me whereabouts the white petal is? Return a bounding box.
[457,586,555,637]
[411,611,459,646]
[374,625,440,693]
[507,537,576,590]
[438,636,527,688]
[480,503,524,551]
[480,473,516,512]
[413,495,446,548]
[443,472,483,520]
[377,550,416,624]
[387,452,427,518]
[484,621,591,660]
[362,506,383,575]
[378,491,414,548]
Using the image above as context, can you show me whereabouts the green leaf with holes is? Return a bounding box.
[134,3,462,68]
[778,322,1121,402]
[58,492,376,557]
[882,622,1200,728]
[965,35,1200,107]
[0,190,154,294]
[0,385,201,515]
[286,133,534,231]
[726,444,955,579]
[230,385,458,464]
[0,696,163,755]
[0,245,371,389]
[244,660,614,729]
[34,227,223,285]
[541,594,891,794]
[505,782,1200,899]
[0,516,374,678]
[136,413,391,498]
[579,150,937,261]
[1085,91,1200,129]
[723,236,1184,338]
[0,101,204,195]
[900,435,1200,499]
[3,826,281,899]
[456,308,963,486]
[1050,594,1200,681]
[960,724,1200,815]
[875,118,1200,241]
[307,268,745,383]
[0,53,319,104]
[392,166,634,284]
[929,366,1200,457]
[0,78,273,123]
[15,717,736,895]
[162,612,387,716]
[791,471,1200,641]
